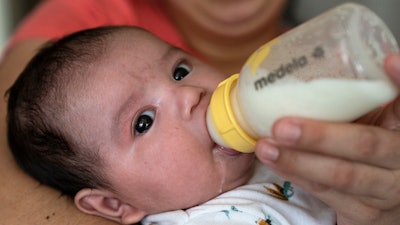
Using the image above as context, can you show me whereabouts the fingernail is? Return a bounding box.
[274,121,301,143]
[260,144,279,162]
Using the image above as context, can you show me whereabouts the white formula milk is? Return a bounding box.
[238,78,397,138]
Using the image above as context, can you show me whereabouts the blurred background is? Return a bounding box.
[0,0,399,52]
[288,0,400,42]
[0,0,37,51]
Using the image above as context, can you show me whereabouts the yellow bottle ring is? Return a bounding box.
[209,74,257,153]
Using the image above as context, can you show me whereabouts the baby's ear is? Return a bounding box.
[74,188,146,224]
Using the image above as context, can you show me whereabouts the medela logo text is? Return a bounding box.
[254,56,308,91]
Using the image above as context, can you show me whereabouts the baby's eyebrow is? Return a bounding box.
[160,45,183,62]
[112,90,138,141]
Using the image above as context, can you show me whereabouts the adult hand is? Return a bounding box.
[255,53,400,225]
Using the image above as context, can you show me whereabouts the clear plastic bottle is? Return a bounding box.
[206,3,399,153]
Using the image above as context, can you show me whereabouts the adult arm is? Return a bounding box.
[255,53,400,225]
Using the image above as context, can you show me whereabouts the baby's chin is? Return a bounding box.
[212,145,256,192]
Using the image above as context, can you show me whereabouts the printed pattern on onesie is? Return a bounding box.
[142,161,336,225]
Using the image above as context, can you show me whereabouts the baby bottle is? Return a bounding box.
[207,3,399,153]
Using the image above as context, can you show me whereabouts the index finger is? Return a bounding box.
[384,53,400,86]
[270,117,400,169]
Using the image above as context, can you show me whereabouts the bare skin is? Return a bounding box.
[163,0,288,75]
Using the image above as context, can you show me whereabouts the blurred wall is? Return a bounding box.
[0,1,12,51]
[291,0,400,42]
[0,0,38,52]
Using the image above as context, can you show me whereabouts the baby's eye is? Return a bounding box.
[173,61,191,81]
[133,110,155,135]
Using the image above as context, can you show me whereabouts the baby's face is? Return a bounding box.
[75,29,255,215]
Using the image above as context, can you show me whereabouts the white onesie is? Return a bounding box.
[142,161,336,225]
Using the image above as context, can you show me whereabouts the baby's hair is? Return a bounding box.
[6,26,131,196]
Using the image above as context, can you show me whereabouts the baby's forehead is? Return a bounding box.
[103,27,175,65]
[78,27,169,86]
[114,27,163,46]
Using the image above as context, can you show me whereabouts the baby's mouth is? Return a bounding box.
[214,144,242,157]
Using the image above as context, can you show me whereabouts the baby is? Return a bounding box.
[7,26,335,224]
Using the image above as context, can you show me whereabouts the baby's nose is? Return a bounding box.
[175,86,205,121]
